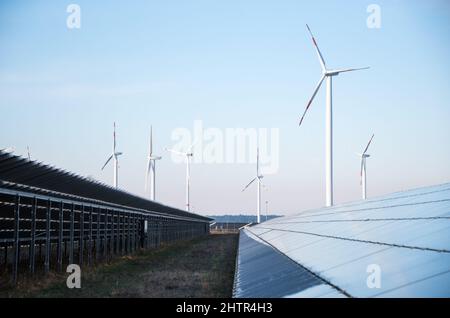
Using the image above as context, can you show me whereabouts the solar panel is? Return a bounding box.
[234,183,450,297]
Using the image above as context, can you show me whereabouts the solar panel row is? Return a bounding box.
[0,150,210,221]
[234,183,450,297]
[0,150,210,285]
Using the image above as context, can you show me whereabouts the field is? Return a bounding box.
[0,233,239,298]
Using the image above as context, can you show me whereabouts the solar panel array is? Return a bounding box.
[0,150,209,221]
[234,183,450,297]
[0,150,211,284]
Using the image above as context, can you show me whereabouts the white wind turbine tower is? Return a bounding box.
[145,126,162,201]
[101,122,123,188]
[358,134,374,200]
[299,24,369,207]
[165,142,195,212]
[242,147,264,224]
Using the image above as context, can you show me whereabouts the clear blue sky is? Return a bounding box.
[1,0,449,215]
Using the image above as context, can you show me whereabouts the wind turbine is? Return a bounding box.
[358,134,374,200]
[299,24,369,207]
[145,126,162,201]
[27,146,31,160]
[242,147,264,224]
[165,142,195,212]
[101,122,123,188]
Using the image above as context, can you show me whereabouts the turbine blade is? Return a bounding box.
[113,122,116,151]
[101,155,113,170]
[146,158,152,174]
[360,158,364,185]
[242,177,257,192]
[256,147,259,176]
[149,126,153,155]
[299,75,325,126]
[165,147,186,156]
[145,158,151,191]
[306,24,326,71]
[362,134,375,154]
[333,67,370,74]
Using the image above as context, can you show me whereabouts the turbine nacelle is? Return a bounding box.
[324,70,340,77]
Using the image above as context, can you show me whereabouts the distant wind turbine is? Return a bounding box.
[299,24,370,207]
[27,146,31,160]
[358,134,374,200]
[165,141,195,212]
[242,147,264,224]
[101,122,123,188]
[145,126,162,200]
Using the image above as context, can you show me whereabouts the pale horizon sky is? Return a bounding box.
[1,0,450,216]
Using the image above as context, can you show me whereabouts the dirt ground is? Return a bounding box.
[0,233,239,298]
